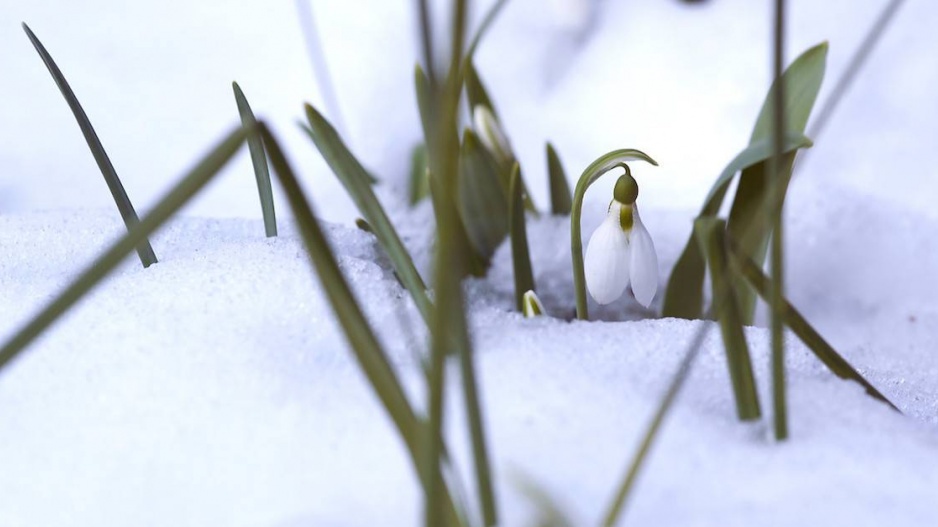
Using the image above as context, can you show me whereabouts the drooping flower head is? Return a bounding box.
[584,172,658,307]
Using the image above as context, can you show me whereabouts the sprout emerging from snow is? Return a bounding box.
[472,105,513,164]
[522,290,545,318]
[584,174,658,307]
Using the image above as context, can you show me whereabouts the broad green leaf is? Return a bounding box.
[694,218,761,421]
[509,163,536,310]
[729,43,827,323]
[751,42,829,142]
[457,129,510,260]
[662,134,811,319]
[303,104,432,324]
[23,23,157,268]
[662,43,827,321]
[570,149,658,320]
[726,239,899,411]
[232,81,277,237]
[547,142,572,215]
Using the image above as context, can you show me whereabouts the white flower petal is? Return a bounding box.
[584,203,631,304]
[629,206,659,308]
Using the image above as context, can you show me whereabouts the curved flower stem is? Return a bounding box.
[570,149,658,319]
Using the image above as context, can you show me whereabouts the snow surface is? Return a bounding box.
[1,0,937,526]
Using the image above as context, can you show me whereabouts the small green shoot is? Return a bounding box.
[570,149,658,320]
[232,81,277,237]
[22,23,158,268]
[546,143,572,215]
[509,163,536,310]
[522,290,545,318]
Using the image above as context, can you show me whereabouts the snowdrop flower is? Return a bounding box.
[472,105,513,164]
[584,174,658,307]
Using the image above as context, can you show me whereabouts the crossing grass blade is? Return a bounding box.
[256,124,465,524]
[547,143,572,215]
[0,127,247,373]
[22,22,157,268]
[232,82,277,237]
[303,104,432,324]
[726,238,899,411]
[509,163,536,310]
[570,150,658,320]
[603,320,713,526]
[694,218,761,420]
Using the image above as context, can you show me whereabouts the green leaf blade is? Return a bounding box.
[694,218,761,421]
[547,143,572,215]
[232,81,277,237]
[23,22,157,268]
[303,104,432,324]
[509,163,536,310]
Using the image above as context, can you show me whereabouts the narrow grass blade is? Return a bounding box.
[546,143,572,215]
[661,132,812,320]
[509,163,536,311]
[457,129,510,260]
[416,0,436,86]
[425,2,497,523]
[409,143,431,205]
[0,127,247,373]
[728,43,827,323]
[603,321,712,526]
[295,0,348,141]
[458,304,499,527]
[694,218,761,421]
[22,23,157,268]
[726,240,899,411]
[303,104,432,324]
[465,0,511,59]
[570,149,658,320]
[769,0,789,440]
[262,123,466,525]
[232,82,277,237]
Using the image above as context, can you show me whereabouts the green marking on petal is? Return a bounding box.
[618,203,634,232]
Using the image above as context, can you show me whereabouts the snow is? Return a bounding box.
[1,0,937,525]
